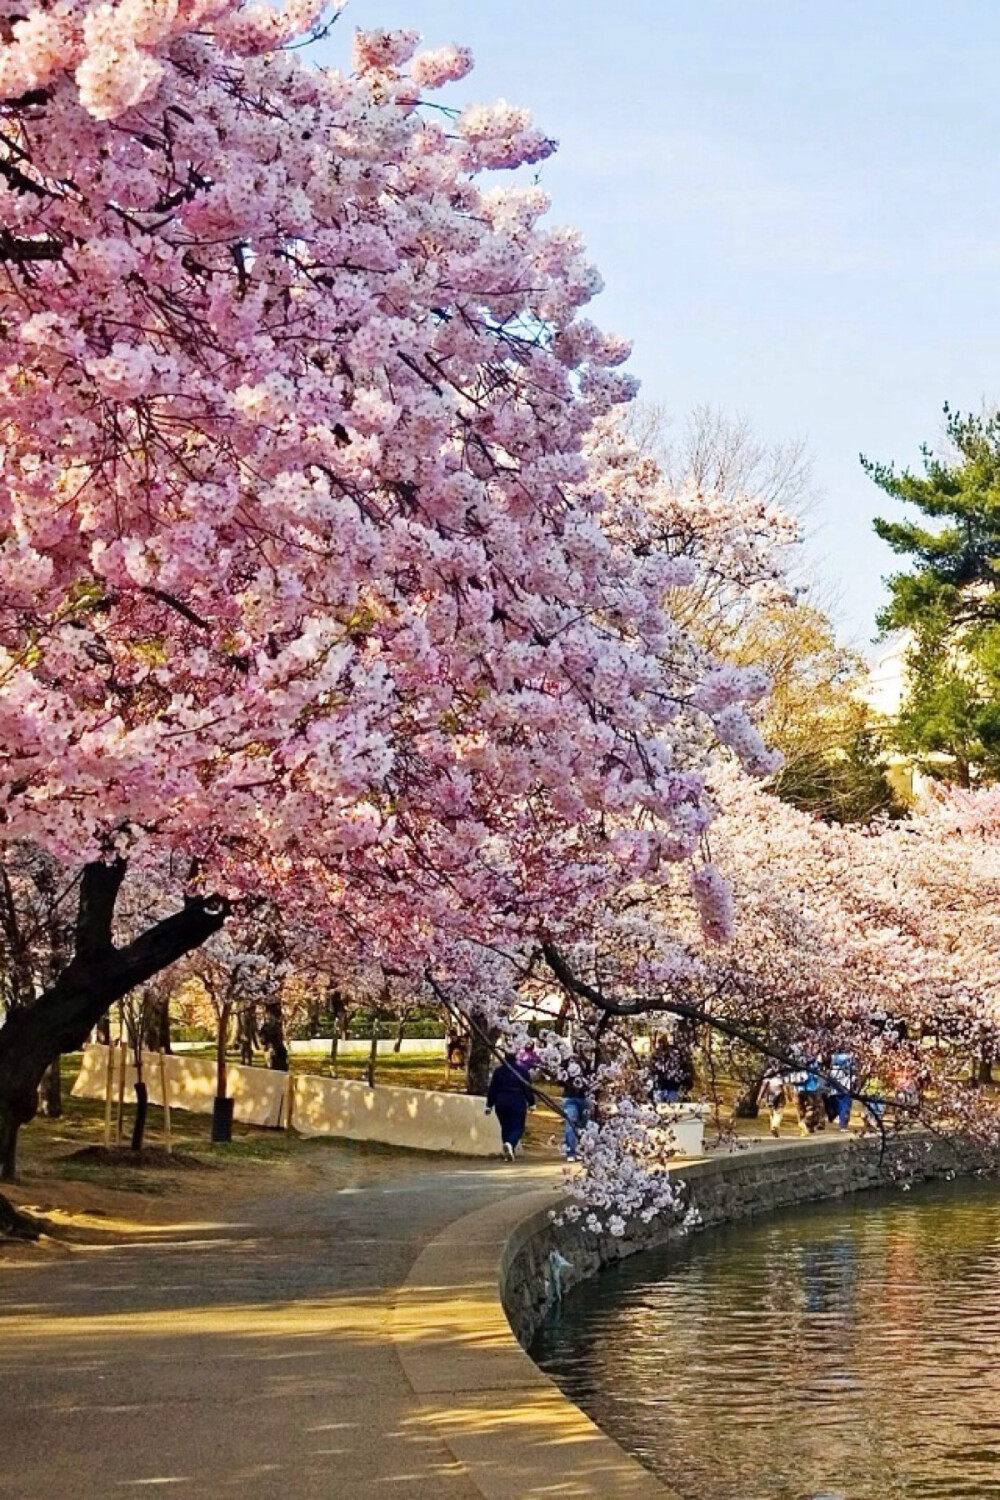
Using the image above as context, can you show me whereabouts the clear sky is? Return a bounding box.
[318,3,1000,644]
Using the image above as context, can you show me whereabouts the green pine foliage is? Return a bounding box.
[866,407,1000,786]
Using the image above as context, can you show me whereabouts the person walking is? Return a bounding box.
[485,1052,535,1160]
[794,1060,824,1135]
[650,1034,687,1105]
[828,1050,854,1130]
[561,1076,588,1160]
[758,1071,787,1138]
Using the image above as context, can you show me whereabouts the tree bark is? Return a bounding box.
[144,993,172,1054]
[393,1010,409,1053]
[0,1189,39,1240]
[0,861,227,1180]
[36,1062,62,1119]
[0,1112,18,1182]
[260,1001,288,1071]
[216,1001,232,1100]
[466,1010,497,1096]
[130,1080,149,1152]
[236,1005,256,1065]
[367,1013,379,1088]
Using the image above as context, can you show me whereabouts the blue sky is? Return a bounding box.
[318,3,1000,643]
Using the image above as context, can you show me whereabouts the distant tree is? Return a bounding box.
[621,405,896,821]
[736,603,901,823]
[865,406,1000,785]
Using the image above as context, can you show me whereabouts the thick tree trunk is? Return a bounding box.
[130,1080,149,1153]
[733,1070,766,1119]
[236,1005,257,1065]
[260,1001,288,1071]
[466,1010,497,1096]
[0,1189,39,1241]
[144,994,172,1055]
[37,1062,62,1119]
[0,860,227,1180]
[0,1113,18,1183]
[216,1002,231,1099]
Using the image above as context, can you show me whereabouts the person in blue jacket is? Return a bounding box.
[561,1076,589,1160]
[485,1052,535,1160]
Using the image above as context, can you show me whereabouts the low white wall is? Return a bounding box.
[293,1071,497,1154]
[72,1044,498,1156]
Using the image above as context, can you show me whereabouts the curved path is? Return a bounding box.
[5,1134,862,1500]
[0,1150,588,1500]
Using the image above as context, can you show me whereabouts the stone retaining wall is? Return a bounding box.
[501,1133,979,1347]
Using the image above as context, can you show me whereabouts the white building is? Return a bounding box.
[863,629,952,798]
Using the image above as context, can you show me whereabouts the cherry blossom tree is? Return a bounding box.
[0,3,776,1186]
[514,771,1000,1227]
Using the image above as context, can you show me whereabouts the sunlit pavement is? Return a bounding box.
[0,1155,563,1500]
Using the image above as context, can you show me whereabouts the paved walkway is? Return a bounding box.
[0,1151,569,1500]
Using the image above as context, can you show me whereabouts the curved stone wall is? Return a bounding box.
[501,1133,979,1347]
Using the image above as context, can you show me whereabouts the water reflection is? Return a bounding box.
[531,1179,1000,1499]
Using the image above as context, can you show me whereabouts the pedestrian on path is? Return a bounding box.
[650,1033,690,1104]
[794,1060,824,1135]
[561,1077,588,1160]
[758,1071,787,1137]
[485,1053,535,1159]
[826,1050,854,1130]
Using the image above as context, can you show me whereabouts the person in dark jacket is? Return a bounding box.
[561,1076,589,1160]
[485,1053,535,1160]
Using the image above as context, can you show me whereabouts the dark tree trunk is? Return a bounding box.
[0,861,227,1181]
[0,1189,39,1240]
[260,1001,288,1071]
[236,1005,257,1065]
[733,1071,766,1119]
[0,1113,18,1183]
[393,1010,409,1054]
[37,1062,62,1119]
[144,994,172,1054]
[130,1080,149,1152]
[216,1002,232,1100]
[367,1013,379,1088]
[466,1010,497,1097]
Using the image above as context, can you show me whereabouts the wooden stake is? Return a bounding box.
[159,1051,172,1154]
[103,1042,115,1148]
[367,1013,379,1089]
[115,1033,127,1146]
[283,1071,295,1133]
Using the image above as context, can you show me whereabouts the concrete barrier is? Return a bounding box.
[72,1043,499,1155]
[653,1103,706,1156]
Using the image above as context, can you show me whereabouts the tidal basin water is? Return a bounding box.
[531,1178,1000,1499]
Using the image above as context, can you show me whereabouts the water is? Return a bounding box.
[531,1179,1000,1500]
